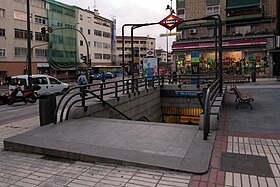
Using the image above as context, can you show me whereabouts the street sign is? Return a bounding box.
[47,27,53,33]
[146,50,154,57]
[159,14,184,31]
[160,32,181,37]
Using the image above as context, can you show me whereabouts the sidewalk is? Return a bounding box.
[0,79,280,186]
[189,80,280,186]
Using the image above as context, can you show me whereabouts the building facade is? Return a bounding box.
[77,8,115,68]
[155,49,173,73]
[0,0,48,78]
[173,0,279,77]
[116,36,156,74]
[0,0,115,81]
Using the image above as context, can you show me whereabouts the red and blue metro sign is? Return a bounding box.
[159,14,184,31]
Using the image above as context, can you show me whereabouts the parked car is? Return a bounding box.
[9,74,69,97]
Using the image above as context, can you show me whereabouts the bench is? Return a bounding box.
[230,85,254,109]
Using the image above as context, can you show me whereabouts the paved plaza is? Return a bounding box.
[0,78,280,186]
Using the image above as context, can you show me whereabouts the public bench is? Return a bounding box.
[230,85,254,109]
[224,75,250,83]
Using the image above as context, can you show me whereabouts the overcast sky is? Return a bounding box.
[58,0,176,51]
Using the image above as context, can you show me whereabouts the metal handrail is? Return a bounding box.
[203,77,221,140]
[54,74,217,124]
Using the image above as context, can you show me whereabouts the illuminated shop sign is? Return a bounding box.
[172,39,267,50]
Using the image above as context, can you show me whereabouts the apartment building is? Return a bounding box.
[173,0,279,77]
[116,36,156,74]
[0,0,115,80]
[155,49,173,73]
[0,0,48,77]
[77,8,115,67]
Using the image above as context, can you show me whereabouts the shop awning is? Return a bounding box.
[226,0,260,9]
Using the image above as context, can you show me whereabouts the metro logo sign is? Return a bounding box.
[159,14,184,31]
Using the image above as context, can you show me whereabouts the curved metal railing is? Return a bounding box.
[54,74,217,124]
[203,77,221,140]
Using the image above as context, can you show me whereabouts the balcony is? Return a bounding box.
[174,30,274,45]
[226,7,263,22]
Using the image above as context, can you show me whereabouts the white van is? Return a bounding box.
[9,74,69,96]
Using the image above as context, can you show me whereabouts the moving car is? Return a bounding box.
[9,74,69,97]
[92,72,115,80]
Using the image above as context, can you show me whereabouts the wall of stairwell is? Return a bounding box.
[68,87,162,122]
[68,84,204,124]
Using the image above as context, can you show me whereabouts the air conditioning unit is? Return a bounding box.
[190,29,197,34]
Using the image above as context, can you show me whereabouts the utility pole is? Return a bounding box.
[26,0,32,86]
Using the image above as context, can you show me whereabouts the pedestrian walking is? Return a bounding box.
[167,71,172,84]
[77,72,88,85]
[172,71,177,84]
[77,72,88,97]
[101,72,106,87]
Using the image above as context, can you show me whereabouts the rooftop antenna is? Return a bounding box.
[93,0,97,9]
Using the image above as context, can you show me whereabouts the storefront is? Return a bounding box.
[172,38,274,77]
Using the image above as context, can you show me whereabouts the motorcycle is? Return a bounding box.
[7,85,41,105]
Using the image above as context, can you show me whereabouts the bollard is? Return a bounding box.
[39,92,56,126]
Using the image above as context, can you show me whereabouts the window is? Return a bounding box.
[57,22,63,28]
[49,77,60,84]
[251,25,259,33]
[103,31,110,38]
[94,53,102,59]
[94,41,102,48]
[35,49,47,57]
[14,10,27,21]
[80,40,83,46]
[94,29,102,37]
[80,27,83,33]
[0,49,6,57]
[103,54,111,59]
[87,16,91,23]
[35,32,48,41]
[0,8,5,18]
[15,29,32,40]
[15,47,27,56]
[31,0,46,9]
[53,35,63,44]
[32,77,48,84]
[236,25,250,35]
[207,28,214,37]
[88,41,91,47]
[103,43,111,49]
[0,28,5,37]
[35,15,47,25]
[177,9,185,15]
[206,5,220,15]
[80,14,83,20]
[88,29,91,35]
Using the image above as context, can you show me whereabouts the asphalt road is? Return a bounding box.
[0,78,122,125]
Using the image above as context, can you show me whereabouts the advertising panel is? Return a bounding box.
[143,57,158,79]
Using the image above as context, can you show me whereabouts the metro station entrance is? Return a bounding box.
[162,106,202,125]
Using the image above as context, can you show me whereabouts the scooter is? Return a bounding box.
[7,85,40,105]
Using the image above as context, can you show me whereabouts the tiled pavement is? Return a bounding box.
[1,79,280,186]
[0,116,192,186]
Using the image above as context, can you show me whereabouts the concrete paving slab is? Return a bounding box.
[4,117,215,173]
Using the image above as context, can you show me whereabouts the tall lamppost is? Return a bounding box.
[26,0,32,87]
[165,0,175,71]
